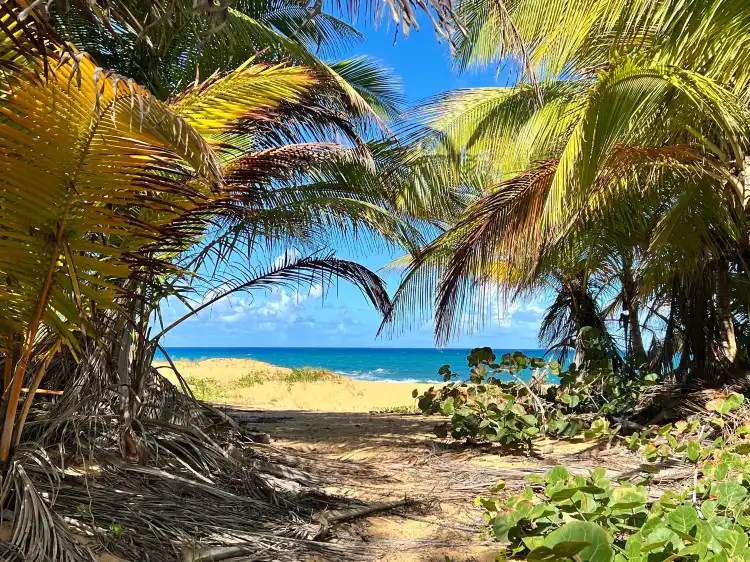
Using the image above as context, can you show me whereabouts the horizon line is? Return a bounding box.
[159,345,547,350]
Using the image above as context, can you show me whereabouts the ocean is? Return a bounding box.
[155,347,550,383]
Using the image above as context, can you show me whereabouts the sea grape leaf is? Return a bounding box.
[433,423,448,438]
[545,466,570,485]
[526,546,557,562]
[707,392,745,414]
[550,487,585,501]
[579,486,606,495]
[716,481,747,508]
[641,527,681,553]
[541,520,613,562]
[523,536,546,552]
[723,392,744,413]
[714,462,729,481]
[490,480,506,493]
[687,441,701,462]
[610,487,648,510]
[701,500,717,520]
[716,528,748,556]
[667,505,698,534]
[530,503,558,520]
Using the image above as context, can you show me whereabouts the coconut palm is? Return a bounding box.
[384,0,750,382]
[5,0,433,461]
[0,8,425,557]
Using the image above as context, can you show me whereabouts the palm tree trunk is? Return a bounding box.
[619,252,647,366]
[0,199,72,468]
[628,303,647,365]
[716,258,737,365]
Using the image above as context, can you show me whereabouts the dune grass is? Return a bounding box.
[179,365,339,402]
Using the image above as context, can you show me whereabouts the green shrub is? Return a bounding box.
[413,335,660,448]
[185,377,227,402]
[413,347,554,447]
[283,367,332,383]
[237,372,265,387]
[480,462,750,561]
[377,405,419,414]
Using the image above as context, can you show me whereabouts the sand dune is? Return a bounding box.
[155,357,437,412]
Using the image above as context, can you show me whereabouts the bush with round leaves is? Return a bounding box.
[479,459,750,561]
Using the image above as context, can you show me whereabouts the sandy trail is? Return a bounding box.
[155,359,679,562]
[223,407,656,562]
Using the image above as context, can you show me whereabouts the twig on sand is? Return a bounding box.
[313,499,414,537]
[182,544,271,562]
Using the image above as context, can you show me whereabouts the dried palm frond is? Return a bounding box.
[16,345,375,561]
[2,455,95,562]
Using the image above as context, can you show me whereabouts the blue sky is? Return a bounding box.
[159,17,549,349]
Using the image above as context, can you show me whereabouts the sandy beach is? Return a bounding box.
[156,357,437,412]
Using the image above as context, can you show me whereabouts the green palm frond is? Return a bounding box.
[0,46,220,345]
[154,250,391,340]
[330,57,405,122]
[544,56,750,232]
[256,0,364,58]
[169,62,317,137]
[406,81,589,177]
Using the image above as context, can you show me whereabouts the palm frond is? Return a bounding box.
[155,251,391,340]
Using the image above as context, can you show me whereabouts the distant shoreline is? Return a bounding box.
[156,346,549,384]
[155,357,436,413]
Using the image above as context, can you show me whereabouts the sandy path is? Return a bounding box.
[221,408,655,562]
[157,360,671,561]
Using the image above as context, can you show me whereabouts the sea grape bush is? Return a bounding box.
[476,391,750,561]
[413,340,659,447]
[551,327,659,416]
[480,462,750,561]
[412,348,556,447]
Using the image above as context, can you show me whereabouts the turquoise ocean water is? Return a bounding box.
[155,347,550,383]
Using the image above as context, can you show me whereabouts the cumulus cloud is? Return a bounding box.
[272,248,302,269]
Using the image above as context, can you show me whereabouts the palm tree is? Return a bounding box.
[384,0,750,382]
[0,9,430,559]
[4,0,432,463]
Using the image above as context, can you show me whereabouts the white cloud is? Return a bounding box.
[272,248,302,269]
[309,284,324,299]
[219,310,245,323]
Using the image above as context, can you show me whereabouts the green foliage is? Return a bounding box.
[550,328,657,416]
[623,393,748,463]
[283,367,334,383]
[185,377,227,402]
[414,341,657,448]
[377,405,420,414]
[479,461,750,561]
[476,389,750,561]
[415,347,550,447]
[237,372,265,387]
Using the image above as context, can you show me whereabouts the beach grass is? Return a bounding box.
[184,376,228,402]
[236,366,337,387]
[283,367,335,383]
[156,358,437,412]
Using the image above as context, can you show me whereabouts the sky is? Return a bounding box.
[159,16,550,349]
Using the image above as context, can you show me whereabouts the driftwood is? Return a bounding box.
[181,544,264,562]
[312,499,414,538]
